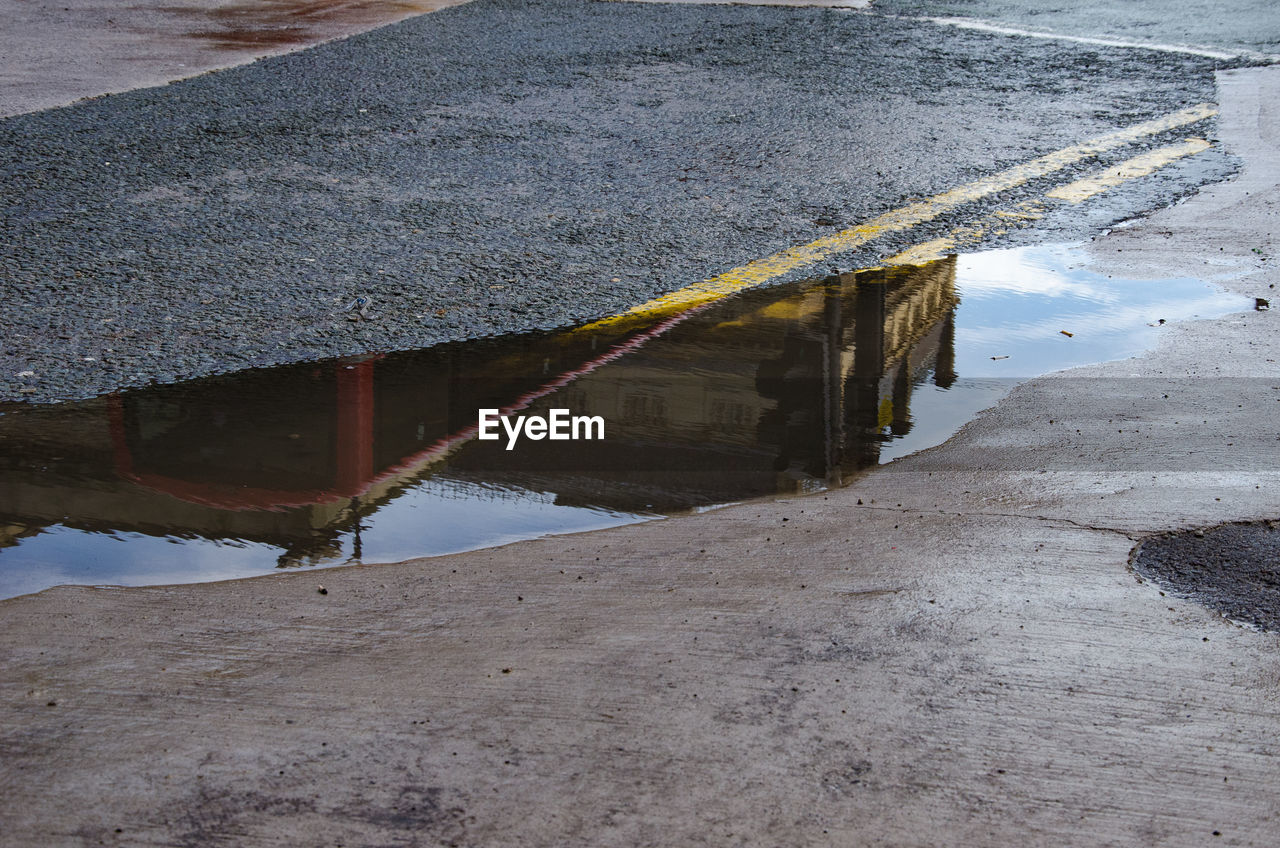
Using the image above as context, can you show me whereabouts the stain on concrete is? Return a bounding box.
[165,0,462,49]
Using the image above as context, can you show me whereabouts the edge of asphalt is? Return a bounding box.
[2,69,1279,847]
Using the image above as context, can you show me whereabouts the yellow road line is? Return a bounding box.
[1045,137,1211,203]
[882,198,1046,265]
[577,103,1217,331]
[885,137,1214,265]
[885,236,959,267]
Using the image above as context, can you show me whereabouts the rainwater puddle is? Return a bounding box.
[0,244,1250,598]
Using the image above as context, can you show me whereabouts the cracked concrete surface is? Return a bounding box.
[2,67,1280,848]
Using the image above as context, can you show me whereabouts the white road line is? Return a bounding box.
[893,15,1280,64]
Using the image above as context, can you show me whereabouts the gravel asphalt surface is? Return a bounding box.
[1133,521,1280,631]
[0,0,1240,403]
[879,0,1280,59]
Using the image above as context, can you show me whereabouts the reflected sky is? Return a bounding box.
[952,244,1232,376]
[0,478,647,598]
[0,244,1251,598]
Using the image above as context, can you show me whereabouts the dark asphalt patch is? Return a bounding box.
[1,0,1233,402]
[1132,521,1280,631]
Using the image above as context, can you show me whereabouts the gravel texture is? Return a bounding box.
[0,0,1237,402]
[1132,521,1280,631]
[877,0,1280,59]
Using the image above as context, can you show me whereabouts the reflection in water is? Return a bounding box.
[0,246,1249,596]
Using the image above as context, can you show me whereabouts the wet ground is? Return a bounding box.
[0,244,1249,597]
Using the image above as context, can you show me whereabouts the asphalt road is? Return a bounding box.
[879,0,1280,59]
[0,0,1249,402]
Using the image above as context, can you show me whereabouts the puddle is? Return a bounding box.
[0,244,1249,598]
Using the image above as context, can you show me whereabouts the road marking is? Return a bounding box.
[613,0,870,7]
[882,199,1046,266]
[904,16,1280,63]
[885,236,961,268]
[1045,138,1212,203]
[580,104,1216,331]
[374,127,1217,476]
[886,139,1215,265]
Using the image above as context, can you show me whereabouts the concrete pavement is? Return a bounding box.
[1,56,1278,848]
[0,0,474,118]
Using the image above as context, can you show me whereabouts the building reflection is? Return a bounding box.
[0,257,958,566]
